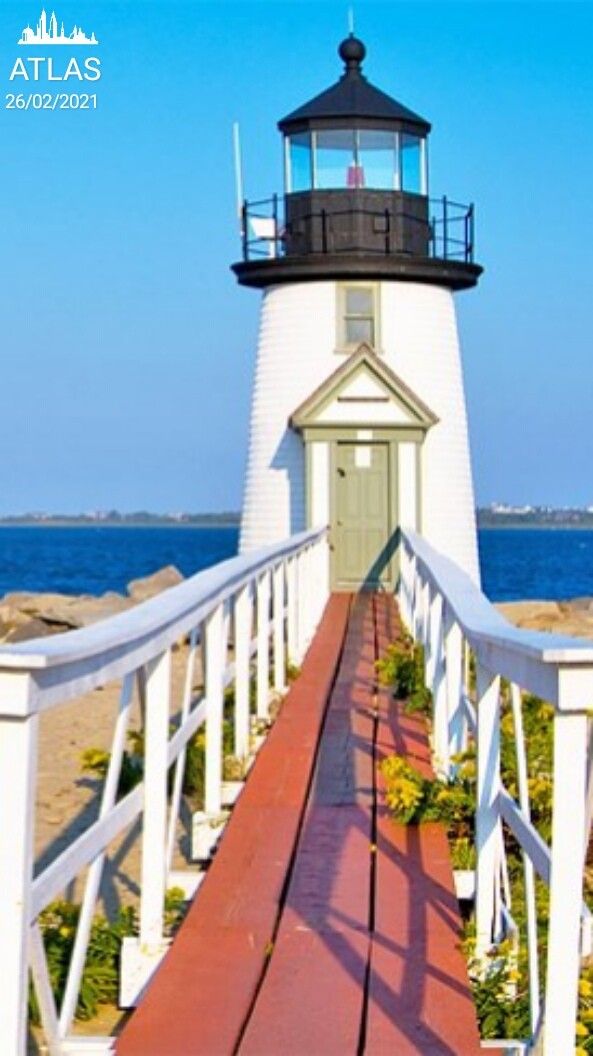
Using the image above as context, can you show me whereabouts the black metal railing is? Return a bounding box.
[240,194,475,264]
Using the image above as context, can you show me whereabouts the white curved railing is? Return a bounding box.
[0,527,329,1056]
[399,528,593,1056]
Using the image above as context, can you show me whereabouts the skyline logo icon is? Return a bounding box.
[19,8,99,46]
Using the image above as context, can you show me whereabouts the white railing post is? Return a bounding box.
[299,546,311,653]
[318,532,330,617]
[430,593,448,779]
[543,707,588,1055]
[420,576,430,660]
[204,604,224,816]
[444,614,464,761]
[139,649,171,951]
[256,571,271,720]
[475,662,501,958]
[234,583,252,759]
[272,563,286,694]
[306,543,315,645]
[286,556,298,666]
[0,703,37,1056]
[408,553,419,638]
[296,549,307,664]
[425,583,437,687]
[398,540,411,628]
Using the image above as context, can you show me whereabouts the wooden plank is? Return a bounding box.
[239,594,376,1055]
[116,594,350,1056]
[365,679,482,1055]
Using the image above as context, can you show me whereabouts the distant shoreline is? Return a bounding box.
[478,523,593,531]
[0,520,591,532]
[0,520,240,529]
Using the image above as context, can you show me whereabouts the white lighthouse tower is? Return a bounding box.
[234,36,482,588]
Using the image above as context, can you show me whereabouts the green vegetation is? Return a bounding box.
[376,635,432,716]
[29,889,186,1024]
[379,639,592,1048]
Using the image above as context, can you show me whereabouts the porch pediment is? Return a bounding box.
[289,345,438,431]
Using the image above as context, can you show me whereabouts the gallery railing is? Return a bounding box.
[0,527,329,1056]
[398,528,593,1056]
[241,193,475,263]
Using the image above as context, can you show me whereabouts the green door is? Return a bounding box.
[332,442,391,590]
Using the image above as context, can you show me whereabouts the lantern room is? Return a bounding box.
[278,35,431,258]
[234,36,480,292]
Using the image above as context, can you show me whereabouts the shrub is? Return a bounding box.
[376,637,432,715]
[380,752,475,833]
[30,888,188,1026]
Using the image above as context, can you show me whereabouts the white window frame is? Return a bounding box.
[336,282,381,353]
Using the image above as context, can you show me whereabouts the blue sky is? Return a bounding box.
[0,0,592,513]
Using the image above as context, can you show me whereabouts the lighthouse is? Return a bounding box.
[234,36,482,589]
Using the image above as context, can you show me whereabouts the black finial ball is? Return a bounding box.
[339,35,366,69]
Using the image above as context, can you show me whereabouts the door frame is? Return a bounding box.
[301,424,426,592]
[330,438,396,591]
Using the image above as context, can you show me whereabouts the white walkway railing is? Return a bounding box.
[0,527,329,1056]
[399,528,593,1056]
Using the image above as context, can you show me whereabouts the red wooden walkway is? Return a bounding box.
[118,594,482,1056]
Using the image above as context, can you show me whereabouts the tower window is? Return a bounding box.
[337,283,379,351]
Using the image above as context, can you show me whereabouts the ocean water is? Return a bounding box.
[478,528,593,602]
[0,526,240,597]
[0,525,591,603]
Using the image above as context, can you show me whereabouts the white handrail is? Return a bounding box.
[398,528,593,1056]
[0,526,330,1056]
[0,527,327,715]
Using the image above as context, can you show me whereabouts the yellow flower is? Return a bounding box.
[579,978,593,999]
[575,1021,589,1037]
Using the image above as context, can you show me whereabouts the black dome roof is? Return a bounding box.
[278,36,430,135]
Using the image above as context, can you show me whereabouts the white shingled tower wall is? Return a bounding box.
[240,279,479,584]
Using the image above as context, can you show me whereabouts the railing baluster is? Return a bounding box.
[61,674,135,1031]
[204,606,224,816]
[286,556,298,665]
[543,708,588,1054]
[139,649,171,951]
[273,563,286,694]
[475,662,501,958]
[444,613,463,765]
[510,681,540,1033]
[430,593,448,779]
[234,583,252,759]
[166,634,198,872]
[256,571,271,719]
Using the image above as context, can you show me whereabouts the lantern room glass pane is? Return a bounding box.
[401,133,422,194]
[357,130,397,190]
[288,132,312,192]
[315,130,357,189]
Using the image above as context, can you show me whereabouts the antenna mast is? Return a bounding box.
[232,121,244,236]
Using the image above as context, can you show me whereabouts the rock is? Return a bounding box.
[3,618,56,643]
[126,565,184,602]
[1,590,133,631]
[496,599,593,640]
[560,597,593,614]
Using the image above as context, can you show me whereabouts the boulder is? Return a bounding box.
[2,617,56,643]
[496,599,593,640]
[1,590,132,630]
[126,565,184,602]
[496,601,562,630]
